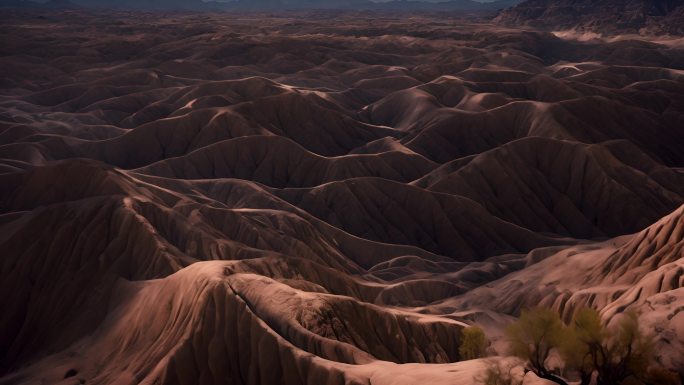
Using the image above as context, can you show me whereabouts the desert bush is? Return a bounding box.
[563,309,655,385]
[561,308,603,385]
[596,311,654,385]
[506,307,568,384]
[459,326,488,360]
[477,360,523,385]
[496,307,677,385]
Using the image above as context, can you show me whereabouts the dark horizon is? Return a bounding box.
[0,0,520,11]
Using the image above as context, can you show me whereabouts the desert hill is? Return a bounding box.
[495,0,684,35]
[1,8,683,385]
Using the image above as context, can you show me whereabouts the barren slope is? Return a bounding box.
[1,9,683,385]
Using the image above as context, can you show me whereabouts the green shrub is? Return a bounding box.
[498,307,675,385]
[506,307,567,384]
[477,360,523,385]
[459,326,488,360]
[563,309,655,385]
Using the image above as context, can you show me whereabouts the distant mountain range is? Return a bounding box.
[0,0,204,8]
[4,0,683,36]
[0,0,519,10]
[223,0,519,11]
[495,0,684,35]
